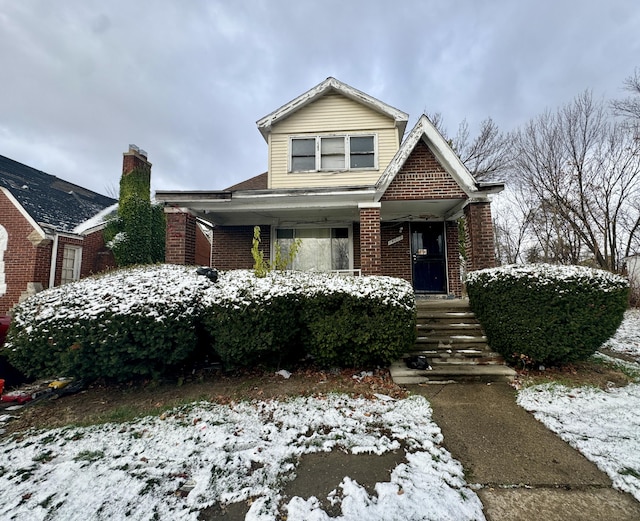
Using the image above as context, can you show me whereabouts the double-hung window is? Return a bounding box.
[290,135,376,172]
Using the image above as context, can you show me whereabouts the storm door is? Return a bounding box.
[411,222,447,293]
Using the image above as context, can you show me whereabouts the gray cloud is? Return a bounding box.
[0,0,638,195]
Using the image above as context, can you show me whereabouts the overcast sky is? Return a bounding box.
[1,0,638,197]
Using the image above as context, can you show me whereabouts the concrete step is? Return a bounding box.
[417,322,483,331]
[416,310,477,320]
[389,359,517,384]
[403,349,506,365]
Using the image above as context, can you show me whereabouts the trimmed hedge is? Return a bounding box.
[201,271,416,369]
[299,276,416,368]
[4,265,211,381]
[2,266,416,380]
[199,271,304,369]
[466,264,629,365]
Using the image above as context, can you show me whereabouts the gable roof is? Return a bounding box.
[374,114,504,201]
[0,154,117,234]
[256,77,409,141]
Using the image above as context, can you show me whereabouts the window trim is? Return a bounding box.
[288,134,377,173]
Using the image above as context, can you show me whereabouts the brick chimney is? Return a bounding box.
[122,144,152,175]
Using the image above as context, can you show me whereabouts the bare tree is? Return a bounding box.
[512,91,640,272]
[612,68,640,120]
[425,113,513,181]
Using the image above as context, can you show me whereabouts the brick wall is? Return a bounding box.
[195,225,212,267]
[381,222,411,282]
[382,141,467,201]
[464,202,497,272]
[359,207,381,275]
[165,210,197,265]
[212,225,270,271]
[81,229,116,276]
[0,191,52,315]
[446,221,463,297]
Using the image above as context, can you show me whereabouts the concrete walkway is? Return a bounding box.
[412,382,640,521]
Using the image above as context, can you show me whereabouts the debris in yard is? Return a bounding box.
[352,371,373,381]
[176,479,196,497]
[276,369,291,379]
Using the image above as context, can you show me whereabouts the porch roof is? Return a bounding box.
[155,185,469,226]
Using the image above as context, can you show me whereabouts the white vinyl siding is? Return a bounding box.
[268,93,401,188]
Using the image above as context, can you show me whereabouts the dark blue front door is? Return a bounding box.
[411,222,446,293]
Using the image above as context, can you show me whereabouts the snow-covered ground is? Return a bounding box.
[518,309,640,501]
[601,308,640,358]
[0,394,484,521]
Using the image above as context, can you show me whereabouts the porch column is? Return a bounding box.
[463,201,497,272]
[165,207,197,265]
[358,203,382,275]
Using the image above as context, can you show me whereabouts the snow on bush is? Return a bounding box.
[201,270,416,369]
[5,265,211,381]
[466,263,629,365]
[3,266,415,380]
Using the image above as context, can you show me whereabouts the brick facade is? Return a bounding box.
[195,225,212,266]
[211,225,270,271]
[0,190,52,315]
[359,206,382,275]
[81,230,116,277]
[382,141,467,201]
[445,221,463,297]
[165,210,197,265]
[464,202,497,272]
[381,222,411,282]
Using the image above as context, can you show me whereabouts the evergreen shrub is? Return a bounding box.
[300,279,416,367]
[200,271,416,370]
[466,264,629,365]
[3,265,211,381]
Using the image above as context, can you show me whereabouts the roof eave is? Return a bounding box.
[256,77,409,141]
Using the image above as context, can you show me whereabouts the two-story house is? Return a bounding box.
[156,77,503,296]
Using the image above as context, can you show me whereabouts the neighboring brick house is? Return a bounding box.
[157,78,503,296]
[0,154,117,315]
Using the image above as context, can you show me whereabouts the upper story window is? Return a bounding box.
[290,135,376,172]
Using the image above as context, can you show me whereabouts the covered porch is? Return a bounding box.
[156,186,498,297]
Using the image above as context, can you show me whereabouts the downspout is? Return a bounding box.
[49,233,59,289]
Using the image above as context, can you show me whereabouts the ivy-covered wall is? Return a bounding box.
[104,151,166,267]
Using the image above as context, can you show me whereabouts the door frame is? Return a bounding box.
[410,221,449,294]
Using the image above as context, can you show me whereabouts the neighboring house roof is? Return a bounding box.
[256,77,409,141]
[0,154,117,234]
[225,172,268,191]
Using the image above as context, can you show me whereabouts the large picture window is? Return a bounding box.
[290,135,376,172]
[276,227,350,271]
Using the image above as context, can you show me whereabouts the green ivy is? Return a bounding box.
[104,166,166,267]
